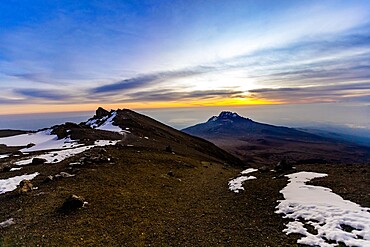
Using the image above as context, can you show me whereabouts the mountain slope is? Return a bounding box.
[0,108,300,245]
[0,108,368,246]
[183,111,370,165]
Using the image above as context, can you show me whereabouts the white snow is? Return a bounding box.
[228,176,257,193]
[9,167,22,171]
[86,111,128,134]
[0,130,79,152]
[86,115,109,128]
[276,171,370,247]
[96,112,122,133]
[241,168,259,175]
[0,172,39,194]
[0,218,15,228]
[228,168,258,193]
[0,154,9,159]
[15,140,119,166]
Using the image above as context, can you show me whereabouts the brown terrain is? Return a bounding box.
[0,108,368,246]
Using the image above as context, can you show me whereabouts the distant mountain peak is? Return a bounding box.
[207,111,250,122]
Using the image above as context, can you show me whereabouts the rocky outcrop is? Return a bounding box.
[275,159,292,172]
[96,107,110,119]
[61,195,86,211]
[32,158,47,165]
[18,180,33,193]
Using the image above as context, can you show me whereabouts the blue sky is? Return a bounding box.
[0,0,369,127]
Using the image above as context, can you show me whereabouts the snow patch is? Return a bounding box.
[15,140,119,166]
[9,167,22,171]
[228,168,258,193]
[0,130,79,152]
[240,168,259,175]
[0,154,9,159]
[96,112,122,133]
[228,176,256,193]
[276,171,370,247]
[86,115,109,128]
[0,172,39,194]
[87,111,128,134]
[0,218,15,228]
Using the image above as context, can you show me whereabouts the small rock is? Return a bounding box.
[167,171,174,177]
[43,175,54,183]
[258,166,269,173]
[69,162,81,167]
[165,145,173,153]
[18,180,33,193]
[59,172,75,178]
[11,151,23,156]
[32,158,47,165]
[61,195,85,211]
[26,143,35,148]
[275,159,292,172]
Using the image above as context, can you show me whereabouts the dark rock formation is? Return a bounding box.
[32,158,47,165]
[275,159,292,172]
[258,166,269,173]
[61,195,85,211]
[18,180,33,193]
[96,107,110,119]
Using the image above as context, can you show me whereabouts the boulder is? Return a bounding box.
[165,145,173,153]
[11,151,23,156]
[275,159,292,172]
[18,180,33,193]
[59,172,75,178]
[32,158,47,165]
[26,143,35,148]
[43,175,54,183]
[258,166,269,173]
[61,195,85,211]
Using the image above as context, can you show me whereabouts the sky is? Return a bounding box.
[0,0,369,129]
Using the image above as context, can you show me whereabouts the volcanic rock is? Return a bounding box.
[61,195,85,211]
[96,107,110,118]
[18,180,33,193]
[32,158,47,165]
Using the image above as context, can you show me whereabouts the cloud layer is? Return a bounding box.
[0,1,369,110]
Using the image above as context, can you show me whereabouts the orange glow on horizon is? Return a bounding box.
[0,98,279,115]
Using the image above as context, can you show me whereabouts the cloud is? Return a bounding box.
[91,68,214,94]
[248,82,370,103]
[14,88,72,101]
[125,89,243,102]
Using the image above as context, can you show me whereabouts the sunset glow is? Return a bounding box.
[0,0,369,117]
